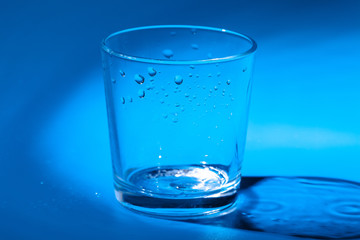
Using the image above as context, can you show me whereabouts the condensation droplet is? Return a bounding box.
[208,74,212,77]
[121,97,125,104]
[164,93,169,97]
[150,78,155,82]
[134,74,145,84]
[184,93,189,98]
[231,97,235,101]
[196,74,199,78]
[243,67,247,72]
[207,53,213,59]
[147,67,157,76]
[172,118,179,123]
[218,81,221,85]
[191,44,199,50]
[174,75,183,85]
[189,73,192,77]
[214,86,218,91]
[192,95,197,99]
[120,70,125,77]
[138,90,145,98]
[175,103,180,107]
[162,49,174,59]
[191,28,197,35]
[226,79,231,85]
[170,31,176,36]
[202,86,206,89]
[111,78,116,83]
[181,107,185,112]
[213,105,216,109]
[163,113,168,119]
[196,103,200,106]
[127,96,133,103]
[217,72,221,77]
[160,98,165,104]
[189,65,195,69]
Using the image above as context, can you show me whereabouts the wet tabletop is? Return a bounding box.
[1,0,360,239]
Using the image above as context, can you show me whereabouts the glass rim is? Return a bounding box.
[101,25,257,65]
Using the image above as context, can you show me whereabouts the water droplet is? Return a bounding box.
[226,79,231,85]
[121,97,125,104]
[192,95,196,99]
[218,81,221,85]
[217,72,221,77]
[95,192,101,197]
[160,98,165,104]
[184,93,189,98]
[164,93,169,97]
[231,97,235,101]
[196,74,200,78]
[196,85,200,88]
[216,63,219,67]
[181,107,185,112]
[40,181,44,185]
[175,103,180,107]
[170,31,176,36]
[191,44,199,50]
[147,67,157,76]
[155,91,159,94]
[162,113,168,119]
[174,75,183,85]
[207,53,213,59]
[138,90,145,98]
[127,96,133,103]
[209,89,213,93]
[162,49,174,58]
[196,103,200,106]
[202,86,206,89]
[111,78,116,83]
[120,70,125,77]
[214,86,218,91]
[213,105,216,109]
[146,85,153,90]
[243,67,247,72]
[189,73,192,77]
[191,28,197,35]
[222,92,225,96]
[150,78,155,82]
[208,74,212,77]
[134,74,145,84]
[172,117,178,123]
[189,65,195,69]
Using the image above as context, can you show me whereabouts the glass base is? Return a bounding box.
[114,164,240,219]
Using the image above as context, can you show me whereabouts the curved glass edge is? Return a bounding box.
[101,25,257,65]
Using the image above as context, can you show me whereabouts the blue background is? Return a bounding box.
[1,0,360,239]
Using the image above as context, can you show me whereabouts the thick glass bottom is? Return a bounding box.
[114,164,240,219]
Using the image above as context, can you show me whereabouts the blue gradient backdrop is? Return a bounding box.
[1,0,360,239]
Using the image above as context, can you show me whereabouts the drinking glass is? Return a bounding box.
[101,25,256,219]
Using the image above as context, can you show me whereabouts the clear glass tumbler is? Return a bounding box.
[101,25,256,219]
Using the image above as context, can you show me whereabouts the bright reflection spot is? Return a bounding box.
[158,155,162,159]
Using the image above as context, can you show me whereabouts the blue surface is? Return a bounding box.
[1,0,360,239]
